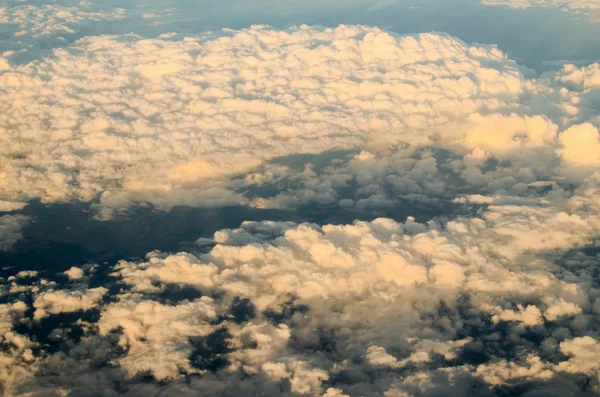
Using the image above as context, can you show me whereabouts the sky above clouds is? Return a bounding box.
[1,1,600,397]
[481,0,600,11]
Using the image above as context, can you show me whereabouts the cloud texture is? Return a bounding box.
[0,23,600,397]
[0,2,126,39]
[2,24,597,220]
[2,174,600,395]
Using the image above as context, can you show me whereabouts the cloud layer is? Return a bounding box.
[0,2,126,39]
[2,24,597,220]
[2,170,600,395]
[1,22,600,397]
[481,0,600,22]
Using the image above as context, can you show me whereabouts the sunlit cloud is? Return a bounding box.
[1,1,600,396]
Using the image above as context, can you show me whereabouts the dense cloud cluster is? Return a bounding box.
[1,170,600,395]
[0,2,126,39]
[2,24,596,221]
[1,20,600,397]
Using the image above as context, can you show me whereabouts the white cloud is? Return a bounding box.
[97,173,600,391]
[32,287,108,320]
[97,295,217,380]
[560,123,600,165]
[1,25,594,218]
[12,271,38,280]
[489,304,544,326]
[557,337,600,380]
[0,300,36,397]
[1,23,600,397]
[63,267,85,281]
[0,3,126,39]
[2,180,600,394]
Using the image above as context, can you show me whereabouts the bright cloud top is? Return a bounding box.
[2,25,597,219]
[1,21,600,397]
[2,169,600,395]
[0,2,126,39]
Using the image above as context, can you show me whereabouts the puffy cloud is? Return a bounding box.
[489,304,544,327]
[0,2,126,39]
[560,123,600,165]
[1,22,600,397]
[32,287,108,320]
[1,24,593,218]
[94,175,600,393]
[2,181,600,395]
[556,62,600,88]
[63,267,85,281]
[0,300,36,397]
[366,345,403,368]
[551,63,600,129]
[9,271,39,281]
[97,296,217,380]
[557,337,600,381]
[473,337,600,390]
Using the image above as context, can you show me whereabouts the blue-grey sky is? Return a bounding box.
[3,0,600,71]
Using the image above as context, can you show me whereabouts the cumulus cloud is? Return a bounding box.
[482,0,600,24]
[0,214,28,251]
[1,24,594,219]
[63,267,85,281]
[50,166,595,394]
[32,287,108,320]
[0,300,36,397]
[97,296,217,380]
[0,2,126,39]
[2,186,600,395]
[1,22,600,397]
[0,200,27,212]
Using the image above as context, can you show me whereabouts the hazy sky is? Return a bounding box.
[3,0,600,69]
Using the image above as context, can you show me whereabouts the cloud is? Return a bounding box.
[1,24,595,219]
[0,300,36,397]
[1,22,600,397]
[86,169,599,392]
[481,1,600,24]
[32,287,108,320]
[97,295,217,380]
[2,182,600,395]
[63,267,85,281]
[0,201,27,212]
[0,2,126,39]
